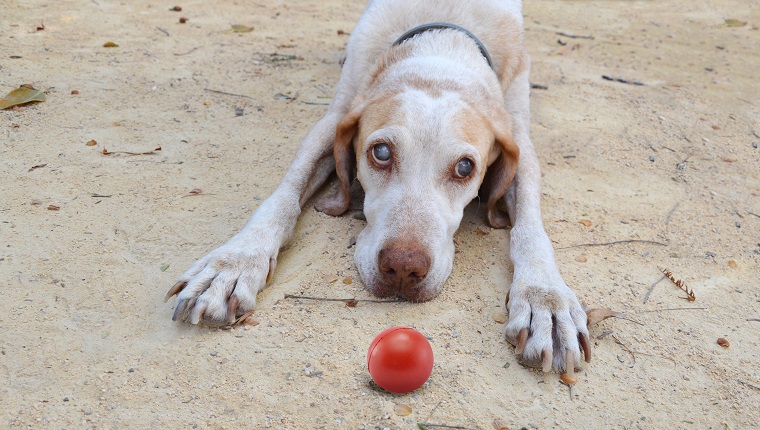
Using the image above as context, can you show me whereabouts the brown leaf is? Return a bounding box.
[71,90,80,95]
[727,260,737,269]
[189,188,203,195]
[492,420,509,430]
[0,87,46,110]
[586,307,625,327]
[717,338,730,348]
[345,300,358,308]
[103,41,119,48]
[560,372,578,385]
[342,277,353,285]
[393,404,412,417]
[86,139,97,146]
[576,256,588,263]
[47,204,60,211]
[579,219,592,227]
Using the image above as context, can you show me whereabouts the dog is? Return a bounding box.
[165,0,591,373]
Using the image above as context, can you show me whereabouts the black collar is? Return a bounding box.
[391,22,494,71]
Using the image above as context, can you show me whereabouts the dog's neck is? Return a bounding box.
[391,22,494,71]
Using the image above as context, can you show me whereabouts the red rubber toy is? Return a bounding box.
[367,326,434,393]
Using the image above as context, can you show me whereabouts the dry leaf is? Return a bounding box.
[242,317,259,326]
[492,311,508,324]
[586,307,625,327]
[103,41,119,48]
[230,24,254,33]
[723,19,747,28]
[576,256,588,263]
[717,338,729,348]
[189,188,203,195]
[86,139,97,146]
[560,372,578,385]
[345,300,358,308]
[394,404,412,417]
[342,277,353,285]
[492,420,509,430]
[727,260,737,269]
[71,90,80,95]
[47,204,60,211]
[0,87,46,110]
[321,274,339,284]
[579,219,592,227]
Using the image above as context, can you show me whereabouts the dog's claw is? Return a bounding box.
[565,348,575,376]
[226,295,239,323]
[165,281,187,302]
[579,332,591,363]
[172,298,188,321]
[541,349,552,373]
[189,302,207,325]
[515,327,529,354]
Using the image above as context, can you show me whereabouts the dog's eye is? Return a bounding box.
[454,158,474,178]
[372,143,392,164]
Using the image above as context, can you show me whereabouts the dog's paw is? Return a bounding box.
[164,232,278,326]
[505,280,591,372]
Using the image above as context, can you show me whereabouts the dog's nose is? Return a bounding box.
[378,241,430,294]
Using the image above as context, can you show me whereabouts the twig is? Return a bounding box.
[530,83,549,90]
[643,275,666,304]
[641,307,707,312]
[664,202,679,225]
[611,334,636,366]
[204,88,255,99]
[557,239,668,250]
[418,424,473,430]
[748,212,760,219]
[602,75,644,86]
[659,266,696,302]
[156,27,170,37]
[747,318,760,322]
[102,147,161,156]
[174,47,200,56]
[737,379,760,391]
[425,401,443,422]
[556,31,595,40]
[284,294,403,304]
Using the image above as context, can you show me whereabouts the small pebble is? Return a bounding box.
[210,351,218,356]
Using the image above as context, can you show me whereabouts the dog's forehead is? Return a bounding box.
[361,87,493,153]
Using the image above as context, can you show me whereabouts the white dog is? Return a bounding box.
[166,0,590,372]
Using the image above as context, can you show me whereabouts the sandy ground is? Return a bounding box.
[2,0,759,428]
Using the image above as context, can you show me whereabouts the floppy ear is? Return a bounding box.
[314,110,361,216]
[482,116,520,229]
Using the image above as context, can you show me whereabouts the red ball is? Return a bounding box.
[367,326,434,393]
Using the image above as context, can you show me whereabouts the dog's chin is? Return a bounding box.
[365,280,443,303]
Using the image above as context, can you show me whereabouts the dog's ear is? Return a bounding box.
[482,115,520,229]
[315,110,361,216]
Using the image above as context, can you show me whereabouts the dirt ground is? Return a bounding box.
[1,0,759,428]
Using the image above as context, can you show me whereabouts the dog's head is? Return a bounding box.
[318,48,519,302]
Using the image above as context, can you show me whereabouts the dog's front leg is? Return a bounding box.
[165,108,348,325]
[502,71,591,372]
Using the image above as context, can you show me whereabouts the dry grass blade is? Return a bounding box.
[658,266,696,301]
